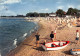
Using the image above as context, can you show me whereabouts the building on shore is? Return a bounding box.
[49,13,56,17]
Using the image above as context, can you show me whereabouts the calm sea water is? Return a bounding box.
[0,18,39,56]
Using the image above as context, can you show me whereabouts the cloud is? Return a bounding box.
[56,1,62,4]
[0,10,16,16]
[0,5,16,16]
[67,5,74,8]
[77,5,80,9]
[6,10,16,16]
[0,5,8,11]
[0,0,21,16]
[0,5,5,11]
[57,6,64,9]
[0,0,21,4]
[32,8,49,13]
[41,8,49,11]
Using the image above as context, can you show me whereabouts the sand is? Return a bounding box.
[7,17,80,56]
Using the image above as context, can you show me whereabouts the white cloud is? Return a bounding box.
[0,5,16,16]
[77,5,80,9]
[0,10,16,16]
[41,8,49,11]
[0,5,5,11]
[6,10,16,16]
[57,6,64,9]
[0,0,21,16]
[32,8,49,13]
[0,0,21,4]
[67,5,74,8]
[56,1,62,4]
[0,5,8,11]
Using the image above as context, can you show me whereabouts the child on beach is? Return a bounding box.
[43,40,46,45]
[76,30,79,44]
[35,32,40,47]
[50,31,54,41]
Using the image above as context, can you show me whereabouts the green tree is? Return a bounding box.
[67,8,74,15]
[56,9,65,17]
[67,8,80,17]
[33,12,39,17]
[26,12,39,17]
[39,13,49,17]
[66,8,79,15]
[39,13,45,17]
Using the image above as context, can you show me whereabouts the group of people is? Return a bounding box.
[35,29,79,47]
[35,30,56,47]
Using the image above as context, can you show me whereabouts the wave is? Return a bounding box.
[13,39,17,48]
[35,27,37,29]
[23,33,27,37]
[30,29,35,34]
[0,50,1,56]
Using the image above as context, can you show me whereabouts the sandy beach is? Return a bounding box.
[7,17,80,56]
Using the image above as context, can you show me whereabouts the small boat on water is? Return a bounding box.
[41,41,70,51]
[70,48,80,55]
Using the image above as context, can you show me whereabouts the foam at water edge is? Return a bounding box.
[30,29,35,34]
[31,29,34,32]
[0,50,1,56]
[35,27,37,29]
[23,33,27,37]
[13,39,17,48]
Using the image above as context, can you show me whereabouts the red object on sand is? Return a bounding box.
[41,41,70,51]
[76,30,79,32]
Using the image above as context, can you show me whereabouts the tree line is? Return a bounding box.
[56,8,80,17]
[26,12,49,17]
[26,8,80,17]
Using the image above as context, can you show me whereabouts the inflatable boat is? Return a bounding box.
[70,48,80,55]
[41,41,70,51]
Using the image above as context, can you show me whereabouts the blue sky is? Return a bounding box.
[0,0,80,16]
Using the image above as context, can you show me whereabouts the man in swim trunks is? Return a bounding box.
[35,32,40,47]
[50,31,54,41]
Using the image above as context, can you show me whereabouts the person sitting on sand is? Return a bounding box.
[76,30,79,44]
[51,44,55,47]
[43,40,46,45]
[35,32,40,47]
[50,31,54,41]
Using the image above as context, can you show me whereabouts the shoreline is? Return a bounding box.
[7,17,80,56]
[6,19,42,56]
[7,18,57,56]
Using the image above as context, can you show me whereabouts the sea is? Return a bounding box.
[0,17,39,56]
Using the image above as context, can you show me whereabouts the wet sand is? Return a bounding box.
[7,18,80,56]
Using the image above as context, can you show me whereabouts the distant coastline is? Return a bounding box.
[0,17,26,19]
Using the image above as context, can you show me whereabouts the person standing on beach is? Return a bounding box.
[54,28,57,39]
[76,30,79,44]
[35,32,40,47]
[50,31,54,41]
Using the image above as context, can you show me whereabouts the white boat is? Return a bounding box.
[41,41,70,51]
[70,48,80,55]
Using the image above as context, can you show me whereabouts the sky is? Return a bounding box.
[0,0,80,16]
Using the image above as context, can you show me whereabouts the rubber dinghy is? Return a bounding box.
[41,41,70,51]
[70,48,80,55]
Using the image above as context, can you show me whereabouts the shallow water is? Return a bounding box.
[0,18,38,56]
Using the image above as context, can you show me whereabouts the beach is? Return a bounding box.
[7,17,80,56]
